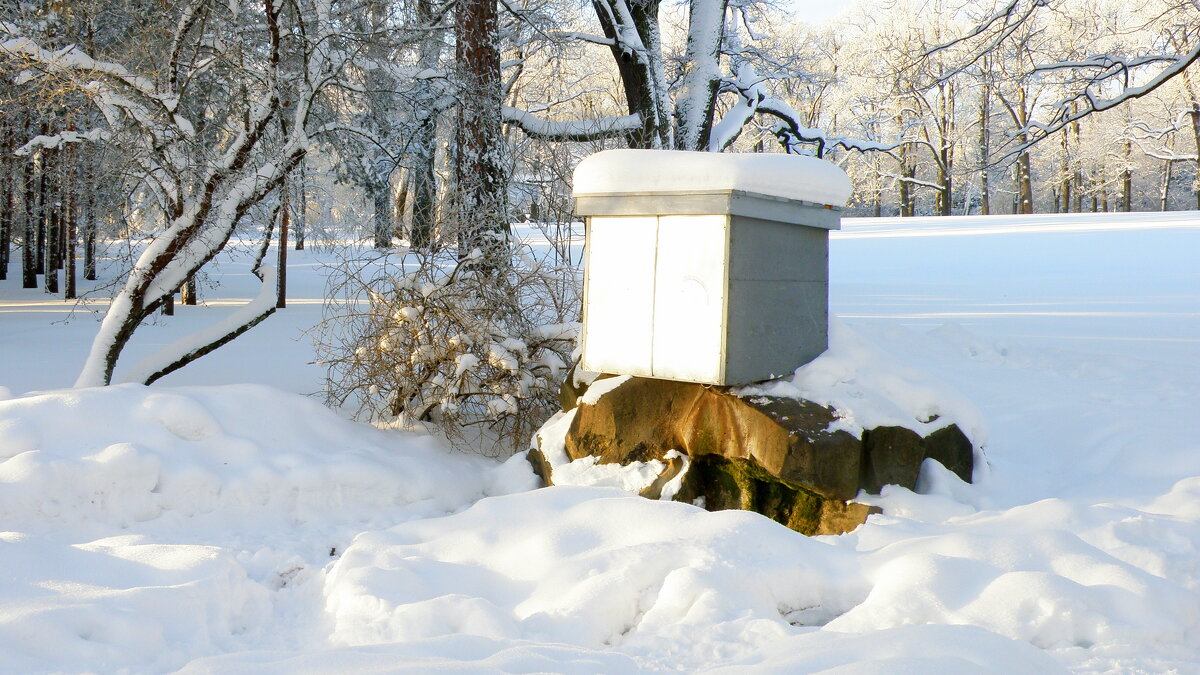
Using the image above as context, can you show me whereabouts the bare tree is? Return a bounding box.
[2,0,347,386]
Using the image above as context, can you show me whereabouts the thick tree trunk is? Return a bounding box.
[677,0,728,151]
[593,0,669,149]
[455,0,509,262]
[410,0,440,250]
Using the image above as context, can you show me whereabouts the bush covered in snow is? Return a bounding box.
[315,243,579,455]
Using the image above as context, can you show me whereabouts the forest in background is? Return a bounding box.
[0,0,1197,441]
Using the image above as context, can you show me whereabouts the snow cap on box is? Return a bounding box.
[573,149,853,207]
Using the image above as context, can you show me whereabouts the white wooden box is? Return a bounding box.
[574,150,851,385]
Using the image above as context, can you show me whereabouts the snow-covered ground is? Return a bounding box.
[1,212,1198,673]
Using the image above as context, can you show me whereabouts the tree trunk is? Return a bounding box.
[936,81,954,217]
[371,183,393,249]
[1161,159,1173,211]
[44,148,59,295]
[84,194,97,281]
[36,148,47,275]
[22,145,37,288]
[294,163,306,251]
[410,140,438,249]
[1121,138,1132,212]
[1017,146,1033,214]
[65,147,77,300]
[978,69,991,216]
[1191,105,1200,210]
[181,277,198,305]
[677,0,729,151]
[1070,105,1083,213]
[1059,128,1071,213]
[0,183,10,282]
[455,0,509,262]
[277,187,288,309]
[593,0,669,149]
[253,202,281,279]
[408,0,441,252]
[898,142,915,217]
[0,116,12,281]
[0,176,9,283]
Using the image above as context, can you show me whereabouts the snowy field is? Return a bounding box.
[1,211,1198,673]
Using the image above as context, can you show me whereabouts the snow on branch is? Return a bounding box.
[710,64,898,156]
[0,33,178,115]
[15,129,109,156]
[921,0,1040,65]
[1023,42,1200,141]
[502,105,641,141]
[920,0,1200,153]
[546,31,615,47]
[120,266,281,386]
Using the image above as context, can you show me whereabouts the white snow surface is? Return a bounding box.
[572,149,853,206]
[739,318,986,442]
[1,215,1200,672]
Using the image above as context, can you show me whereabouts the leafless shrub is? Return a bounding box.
[315,239,580,456]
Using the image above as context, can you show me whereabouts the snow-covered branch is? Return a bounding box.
[546,31,615,47]
[710,64,899,156]
[121,266,281,386]
[502,106,641,141]
[14,129,109,156]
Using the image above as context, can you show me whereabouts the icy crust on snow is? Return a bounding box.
[572,149,853,206]
[740,319,987,444]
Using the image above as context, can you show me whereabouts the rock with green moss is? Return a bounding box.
[537,376,975,536]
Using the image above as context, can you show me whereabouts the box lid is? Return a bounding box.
[573,149,853,207]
